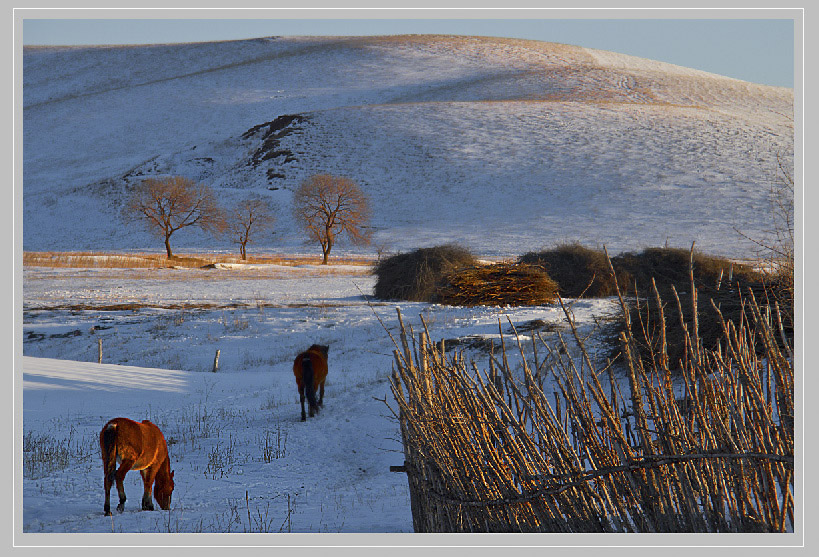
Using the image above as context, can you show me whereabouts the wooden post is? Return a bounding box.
[98,338,103,364]
[212,349,220,372]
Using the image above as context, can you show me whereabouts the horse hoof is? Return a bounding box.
[104,510,112,517]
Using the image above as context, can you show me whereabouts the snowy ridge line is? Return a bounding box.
[23,37,363,110]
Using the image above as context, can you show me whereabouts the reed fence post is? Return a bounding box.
[98,338,103,364]
[212,349,220,372]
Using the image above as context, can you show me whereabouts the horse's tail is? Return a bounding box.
[100,422,118,483]
[302,355,318,411]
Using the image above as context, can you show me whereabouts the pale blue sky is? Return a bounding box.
[22,18,795,87]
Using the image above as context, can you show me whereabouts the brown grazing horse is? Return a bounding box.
[99,417,175,516]
[292,344,329,421]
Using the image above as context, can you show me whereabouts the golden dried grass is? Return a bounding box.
[23,251,374,270]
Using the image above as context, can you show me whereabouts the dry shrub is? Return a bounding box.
[735,153,794,325]
[516,245,762,301]
[437,263,558,307]
[605,247,789,369]
[373,245,476,302]
[513,244,788,370]
[621,285,784,370]
[610,247,761,297]
[767,270,794,330]
[24,251,162,269]
[23,251,219,269]
[518,243,624,297]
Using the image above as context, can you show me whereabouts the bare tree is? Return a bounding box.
[769,154,795,278]
[734,153,794,304]
[227,198,276,260]
[124,176,223,259]
[292,174,371,264]
[760,154,795,316]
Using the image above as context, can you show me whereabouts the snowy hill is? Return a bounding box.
[22,35,793,258]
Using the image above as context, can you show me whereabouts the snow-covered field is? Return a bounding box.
[22,261,621,533]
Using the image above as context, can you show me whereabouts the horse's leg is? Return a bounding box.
[100,426,117,516]
[299,385,306,421]
[114,458,135,512]
[319,381,325,407]
[103,468,114,516]
[140,468,156,510]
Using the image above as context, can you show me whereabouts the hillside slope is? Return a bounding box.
[22,35,793,257]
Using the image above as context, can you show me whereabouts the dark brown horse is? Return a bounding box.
[99,417,175,516]
[293,344,329,421]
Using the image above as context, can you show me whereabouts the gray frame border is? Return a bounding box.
[8,3,807,553]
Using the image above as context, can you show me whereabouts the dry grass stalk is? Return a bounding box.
[388,265,793,532]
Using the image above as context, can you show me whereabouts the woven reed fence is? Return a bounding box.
[387,263,794,533]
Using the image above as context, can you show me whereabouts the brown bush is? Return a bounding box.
[518,243,625,297]
[436,263,559,307]
[620,287,776,370]
[372,245,476,302]
[610,247,762,298]
[604,247,787,370]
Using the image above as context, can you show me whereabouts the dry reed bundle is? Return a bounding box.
[387,257,794,533]
[436,263,559,307]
